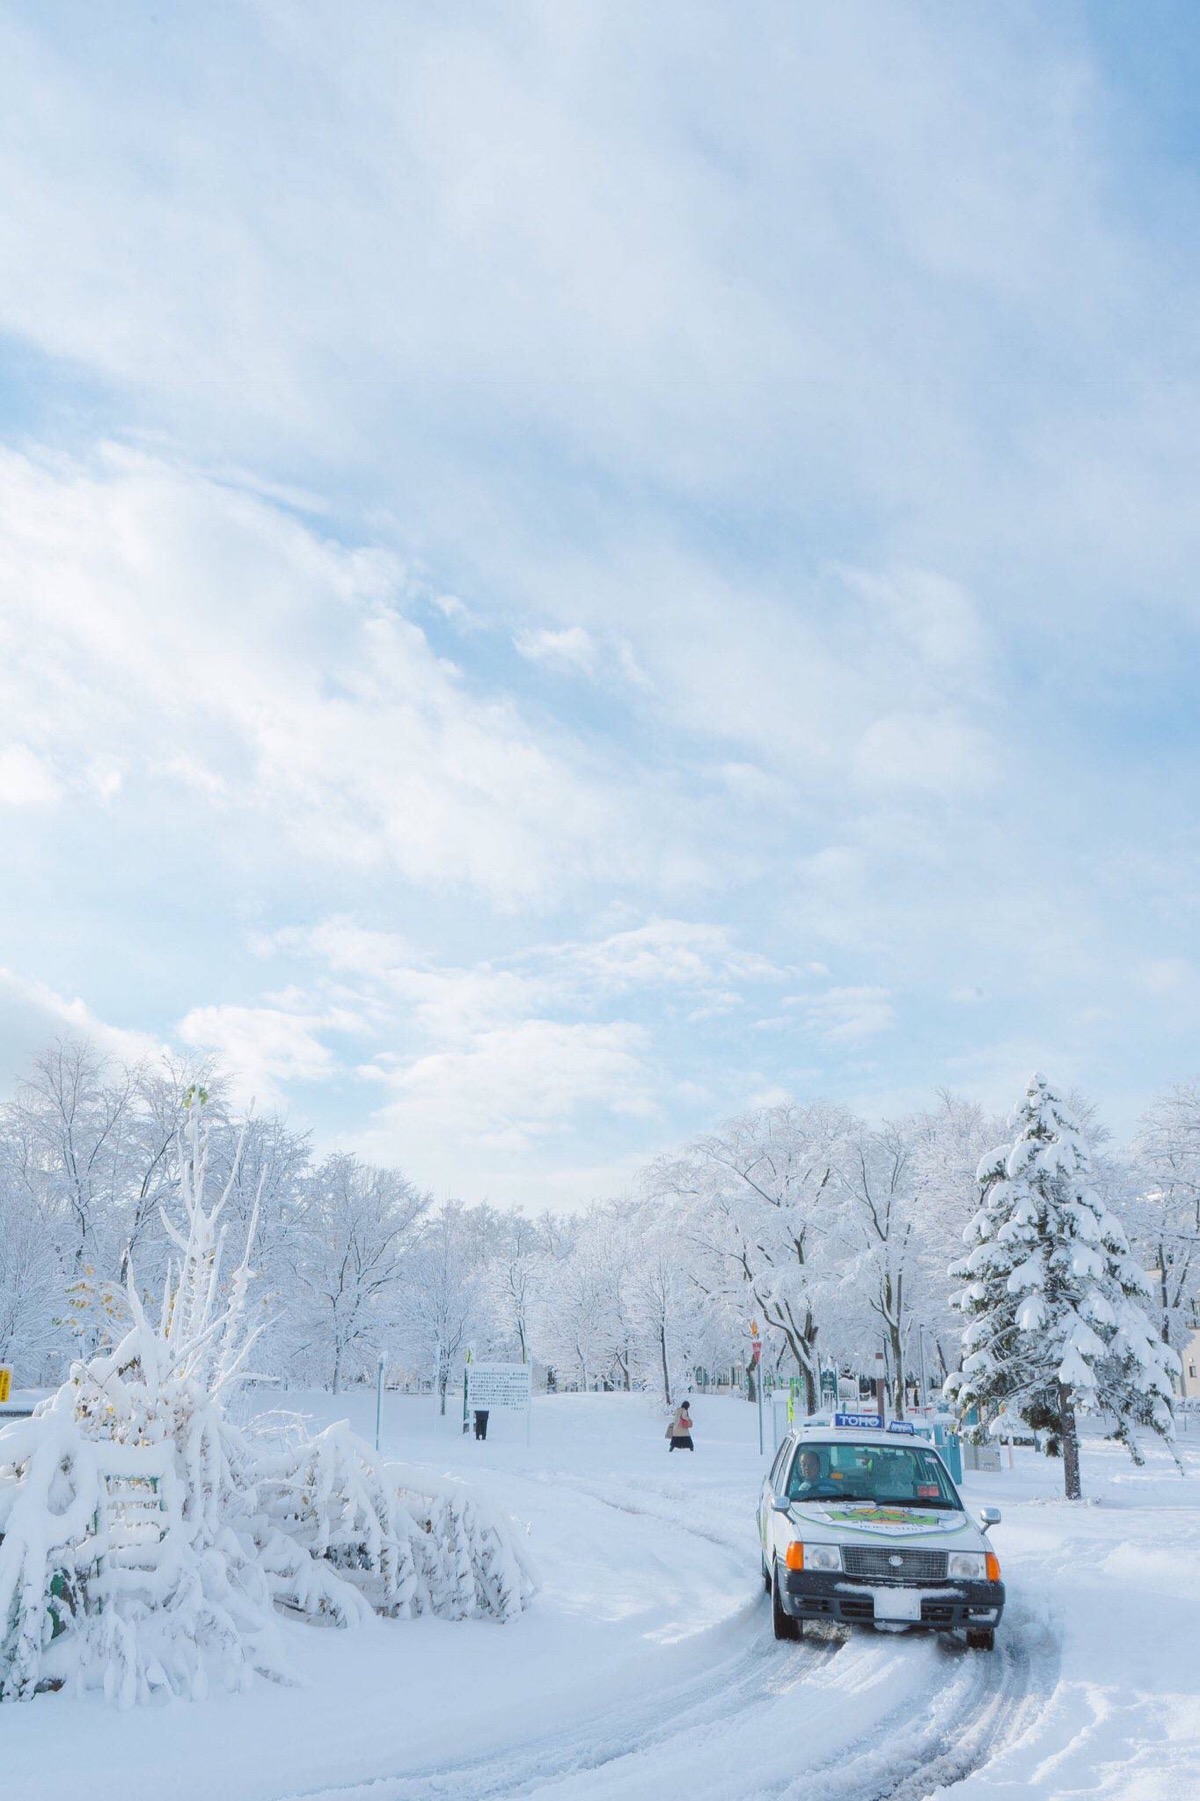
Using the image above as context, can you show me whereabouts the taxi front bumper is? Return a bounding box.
[781,1568,1005,1631]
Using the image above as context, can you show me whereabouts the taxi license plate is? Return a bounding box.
[875,1590,922,1622]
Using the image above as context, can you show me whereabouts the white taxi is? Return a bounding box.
[758,1413,1004,1650]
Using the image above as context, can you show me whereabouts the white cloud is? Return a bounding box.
[744,1084,794,1111]
[796,986,896,1044]
[0,745,60,807]
[0,967,165,1080]
[431,593,477,627]
[855,710,997,796]
[1131,959,1200,1040]
[362,1019,656,1158]
[0,6,1196,1187]
[176,1003,337,1106]
[1139,958,1194,999]
[85,760,123,801]
[548,919,784,994]
[0,447,667,906]
[226,913,796,1199]
[513,625,599,676]
[838,568,986,676]
[269,914,787,1035]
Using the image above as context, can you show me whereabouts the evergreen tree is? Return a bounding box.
[946,1073,1178,1499]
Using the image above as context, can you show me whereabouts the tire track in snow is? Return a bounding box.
[764,1604,1060,1801]
[276,1469,824,1801]
[537,1470,1062,1800]
[278,1471,1059,1801]
[530,1469,755,1556]
[277,1611,832,1801]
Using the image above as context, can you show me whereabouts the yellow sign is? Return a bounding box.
[0,1368,10,1404]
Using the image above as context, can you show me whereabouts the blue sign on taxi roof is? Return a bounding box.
[833,1411,883,1429]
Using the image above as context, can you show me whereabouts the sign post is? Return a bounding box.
[750,1320,763,1454]
[0,1368,10,1406]
[465,1363,533,1443]
[374,1352,385,1453]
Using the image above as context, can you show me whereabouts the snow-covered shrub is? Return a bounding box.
[946,1073,1179,1498]
[0,1101,536,1706]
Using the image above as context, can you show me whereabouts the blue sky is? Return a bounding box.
[2,2,1200,1205]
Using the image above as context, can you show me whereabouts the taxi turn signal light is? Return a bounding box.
[785,1541,805,1571]
[985,1551,1001,1583]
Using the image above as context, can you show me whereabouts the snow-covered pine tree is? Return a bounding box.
[946,1073,1178,1499]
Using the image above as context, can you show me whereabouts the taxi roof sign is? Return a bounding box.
[820,1412,932,1438]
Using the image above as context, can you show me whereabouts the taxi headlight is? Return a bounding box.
[947,1551,986,1580]
[804,1543,841,1573]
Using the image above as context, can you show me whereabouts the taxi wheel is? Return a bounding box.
[771,1564,800,1641]
[965,1627,995,1651]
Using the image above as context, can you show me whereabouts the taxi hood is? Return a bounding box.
[786,1498,974,1542]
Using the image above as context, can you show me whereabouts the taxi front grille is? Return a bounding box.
[842,1547,948,1581]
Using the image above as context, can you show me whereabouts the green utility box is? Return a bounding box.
[931,1420,963,1484]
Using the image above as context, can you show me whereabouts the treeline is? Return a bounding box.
[1,1039,1196,1407]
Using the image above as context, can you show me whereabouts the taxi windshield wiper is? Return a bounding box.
[875,1496,960,1511]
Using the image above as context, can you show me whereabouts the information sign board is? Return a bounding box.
[0,1368,10,1404]
[465,1364,532,1411]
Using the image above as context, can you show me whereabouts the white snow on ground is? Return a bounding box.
[1,1391,1198,1800]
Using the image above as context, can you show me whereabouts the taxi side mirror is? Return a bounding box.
[979,1505,1001,1530]
[771,1494,792,1513]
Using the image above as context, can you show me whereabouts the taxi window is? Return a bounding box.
[787,1440,960,1508]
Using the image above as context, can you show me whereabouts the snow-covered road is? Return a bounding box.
[3,1393,1198,1800]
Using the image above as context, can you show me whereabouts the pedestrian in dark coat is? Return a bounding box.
[666,1401,694,1451]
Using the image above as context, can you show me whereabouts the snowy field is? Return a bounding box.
[3,1391,1199,1801]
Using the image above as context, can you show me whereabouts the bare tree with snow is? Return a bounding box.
[286,1153,428,1392]
[652,1103,850,1412]
[0,1099,534,1707]
[1131,1081,1200,1348]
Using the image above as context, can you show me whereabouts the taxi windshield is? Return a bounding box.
[786,1440,961,1510]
